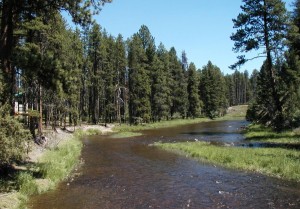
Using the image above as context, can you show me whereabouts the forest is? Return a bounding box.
[0,2,253,130]
[1,0,300,168]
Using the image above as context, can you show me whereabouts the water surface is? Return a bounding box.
[29,120,300,209]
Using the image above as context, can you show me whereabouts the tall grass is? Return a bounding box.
[16,172,39,196]
[38,136,82,183]
[0,128,97,209]
[156,141,300,182]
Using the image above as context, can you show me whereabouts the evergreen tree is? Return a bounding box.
[151,54,170,121]
[137,25,157,120]
[246,62,274,123]
[128,34,151,124]
[86,23,103,124]
[227,70,252,106]
[187,63,201,118]
[169,47,188,118]
[138,25,156,64]
[200,61,227,119]
[155,43,172,120]
[249,69,259,101]
[114,34,127,123]
[275,0,300,127]
[101,33,113,123]
[231,0,289,130]
[14,13,68,135]
[0,0,112,113]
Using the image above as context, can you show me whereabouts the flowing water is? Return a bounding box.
[29,120,300,209]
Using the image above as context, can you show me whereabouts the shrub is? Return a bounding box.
[0,116,32,168]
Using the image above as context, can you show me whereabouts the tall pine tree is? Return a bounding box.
[128,34,151,124]
[231,0,289,130]
[187,62,201,118]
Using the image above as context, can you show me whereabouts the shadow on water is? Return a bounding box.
[28,120,300,209]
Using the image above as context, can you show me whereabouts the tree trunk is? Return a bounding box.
[38,86,43,135]
[263,0,284,130]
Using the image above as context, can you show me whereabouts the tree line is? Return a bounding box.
[0,1,254,140]
[231,0,300,131]
[5,0,299,169]
[2,0,299,142]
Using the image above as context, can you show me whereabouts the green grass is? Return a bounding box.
[111,132,143,138]
[0,128,100,209]
[113,117,212,133]
[85,128,102,136]
[113,105,248,134]
[244,124,300,144]
[16,172,39,196]
[156,141,300,182]
[217,105,248,120]
[38,135,82,184]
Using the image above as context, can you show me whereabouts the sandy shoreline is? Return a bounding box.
[28,124,114,163]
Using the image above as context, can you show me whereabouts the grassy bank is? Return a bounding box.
[156,141,300,182]
[111,131,143,138]
[0,128,100,209]
[112,118,212,139]
[244,124,300,144]
[113,105,248,138]
[155,106,300,181]
[217,105,248,120]
[114,117,211,132]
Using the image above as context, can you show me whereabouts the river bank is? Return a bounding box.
[155,121,300,182]
[0,124,113,209]
[1,106,245,209]
[28,115,300,209]
[156,140,300,182]
[112,105,248,138]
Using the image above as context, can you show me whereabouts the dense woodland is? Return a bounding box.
[1,0,300,167]
[0,2,253,131]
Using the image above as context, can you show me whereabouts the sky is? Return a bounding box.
[85,0,294,75]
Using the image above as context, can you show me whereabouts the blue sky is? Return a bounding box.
[87,0,294,75]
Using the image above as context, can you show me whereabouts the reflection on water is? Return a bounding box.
[29,120,300,209]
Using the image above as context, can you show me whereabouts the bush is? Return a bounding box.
[0,116,32,168]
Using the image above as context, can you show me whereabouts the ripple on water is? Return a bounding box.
[29,120,300,209]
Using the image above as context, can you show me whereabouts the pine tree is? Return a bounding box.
[249,69,259,101]
[128,34,151,124]
[169,47,188,118]
[156,43,172,120]
[279,0,300,127]
[114,34,127,123]
[231,0,289,130]
[151,54,170,121]
[0,0,112,114]
[86,23,103,124]
[187,63,201,118]
[200,61,227,119]
[246,62,274,123]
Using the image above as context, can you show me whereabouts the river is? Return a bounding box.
[29,120,300,209]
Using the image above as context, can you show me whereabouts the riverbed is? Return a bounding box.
[28,120,300,209]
